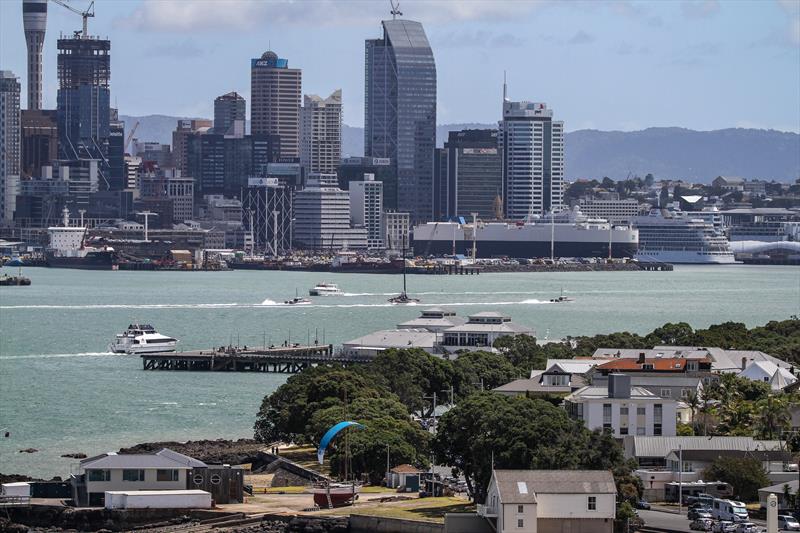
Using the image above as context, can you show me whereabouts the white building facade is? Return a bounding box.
[349,174,384,249]
[383,211,410,252]
[300,90,342,175]
[499,100,564,220]
[293,173,367,250]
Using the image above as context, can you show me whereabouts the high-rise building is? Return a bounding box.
[56,35,112,188]
[365,19,436,222]
[338,156,397,211]
[500,100,564,219]
[349,174,384,249]
[1,71,21,221]
[293,174,367,250]
[251,51,301,159]
[108,109,126,190]
[382,211,410,252]
[214,92,246,135]
[300,90,342,174]
[23,0,47,111]
[172,119,212,173]
[21,109,58,178]
[241,177,293,256]
[436,129,502,221]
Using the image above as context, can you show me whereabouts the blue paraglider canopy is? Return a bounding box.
[317,421,365,464]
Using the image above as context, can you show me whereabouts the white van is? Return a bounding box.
[711,498,749,522]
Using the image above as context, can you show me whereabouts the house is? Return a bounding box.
[478,469,616,533]
[713,176,745,192]
[622,436,791,501]
[758,480,797,511]
[440,312,532,353]
[70,448,244,507]
[591,346,794,376]
[590,354,709,401]
[739,361,797,390]
[386,464,425,490]
[564,374,677,438]
[493,371,586,398]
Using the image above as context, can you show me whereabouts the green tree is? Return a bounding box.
[308,396,430,483]
[451,350,519,398]
[703,457,769,502]
[364,348,455,413]
[645,322,695,346]
[253,366,385,442]
[753,394,791,440]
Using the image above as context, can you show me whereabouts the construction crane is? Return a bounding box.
[125,120,139,154]
[50,0,95,38]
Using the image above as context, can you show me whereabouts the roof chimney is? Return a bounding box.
[638,352,646,364]
[608,373,631,399]
[741,357,747,371]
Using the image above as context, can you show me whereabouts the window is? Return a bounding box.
[122,469,145,482]
[210,474,221,485]
[660,389,672,398]
[637,427,646,435]
[637,407,646,416]
[588,496,597,511]
[193,474,204,485]
[620,427,629,435]
[517,519,524,528]
[602,404,612,429]
[517,505,524,513]
[654,424,662,436]
[88,469,110,482]
[157,469,179,482]
[620,407,629,415]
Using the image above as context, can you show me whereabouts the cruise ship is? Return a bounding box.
[412,208,638,259]
[632,210,736,264]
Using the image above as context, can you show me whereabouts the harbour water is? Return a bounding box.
[0,265,798,477]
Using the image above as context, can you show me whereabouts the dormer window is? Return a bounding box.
[643,364,654,370]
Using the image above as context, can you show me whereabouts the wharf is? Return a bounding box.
[141,344,370,373]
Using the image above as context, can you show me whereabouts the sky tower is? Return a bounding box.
[23,0,47,111]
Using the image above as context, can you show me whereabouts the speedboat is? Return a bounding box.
[309,481,361,508]
[549,288,575,303]
[284,296,312,305]
[109,324,178,354]
[309,282,343,296]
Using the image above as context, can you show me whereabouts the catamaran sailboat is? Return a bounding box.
[109,324,178,354]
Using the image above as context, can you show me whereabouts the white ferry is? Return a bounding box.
[633,210,737,264]
[109,324,178,354]
[309,282,343,296]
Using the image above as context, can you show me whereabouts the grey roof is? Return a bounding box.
[759,480,798,495]
[343,329,437,350]
[593,375,704,388]
[493,470,616,504]
[567,385,657,400]
[80,448,207,470]
[624,436,785,459]
[545,359,598,375]
[445,322,531,334]
[494,375,586,395]
[397,316,466,329]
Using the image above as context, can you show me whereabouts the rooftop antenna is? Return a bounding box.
[390,0,402,19]
[503,70,507,102]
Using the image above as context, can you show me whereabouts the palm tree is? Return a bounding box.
[686,390,701,429]
[754,394,790,440]
[718,399,753,435]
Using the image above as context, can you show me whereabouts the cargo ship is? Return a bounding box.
[412,208,638,259]
[45,209,116,270]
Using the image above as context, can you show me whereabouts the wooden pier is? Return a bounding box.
[141,344,370,373]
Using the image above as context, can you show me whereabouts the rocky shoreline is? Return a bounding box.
[118,438,274,469]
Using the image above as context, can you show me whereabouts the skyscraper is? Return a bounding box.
[21,109,57,178]
[0,71,21,221]
[214,92,246,135]
[365,18,436,222]
[23,0,47,111]
[499,100,564,219]
[56,35,112,188]
[300,90,342,175]
[349,174,384,249]
[437,129,502,221]
[251,51,301,159]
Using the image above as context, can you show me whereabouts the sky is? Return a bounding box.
[1,0,799,132]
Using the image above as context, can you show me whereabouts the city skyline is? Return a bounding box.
[1,0,798,133]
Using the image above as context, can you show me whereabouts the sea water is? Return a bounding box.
[0,265,798,477]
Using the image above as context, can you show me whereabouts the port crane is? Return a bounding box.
[125,120,140,154]
[50,0,95,38]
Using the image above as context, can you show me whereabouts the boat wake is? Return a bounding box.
[0,351,114,360]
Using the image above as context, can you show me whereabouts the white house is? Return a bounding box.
[739,361,797,390]
[72,448,206,506]
[479,469,616,533]
[564,374,678,438]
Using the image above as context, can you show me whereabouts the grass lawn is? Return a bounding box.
[336,496,475,523]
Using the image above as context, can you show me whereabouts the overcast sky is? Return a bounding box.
[1,0,798,132]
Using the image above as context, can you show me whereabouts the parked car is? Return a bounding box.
[635,499,651,510]
[713,522,737,533]
[689,507,713,519]
[779,515,800,531]
[690,518,714,531]
[735,523,759,533]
